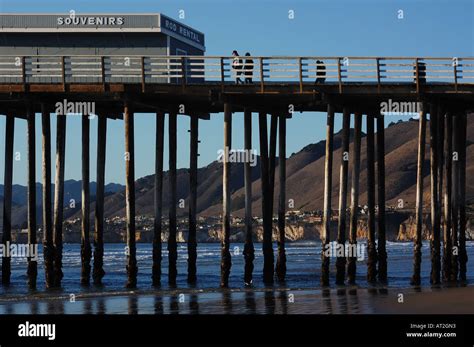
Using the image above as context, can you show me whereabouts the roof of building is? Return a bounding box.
[0,13,205,50]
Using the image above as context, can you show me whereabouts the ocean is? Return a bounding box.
[0,241,472,314]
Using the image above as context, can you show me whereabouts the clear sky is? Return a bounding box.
[0,0,473,185]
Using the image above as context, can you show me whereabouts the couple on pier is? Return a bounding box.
[232,50,253,84]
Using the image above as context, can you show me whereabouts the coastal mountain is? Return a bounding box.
[0,180,124,207]
[73,116,474,221]
[1,117,473,227]
[0,180,123,228]
[202,117,474,217]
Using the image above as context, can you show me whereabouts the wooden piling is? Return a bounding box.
[81,114,91,286]
[243,108,255,285]
[411,104,426,286]
[93,115,107,285]
[458,113,467,281]
[429,103,441,284]
[347,112,362,284]
[276,113,287,282]
[268,114,278,215]
[263,114,277,284]
[53,113,66,288]
[152,112,164,286]
[27,105,37,289]
[187,114,199,284]
[377,114,387,283]
[124,104,137,288]
[451,113,460,282]
[259,112,273,285]
[259,114,269,203]
[41,106,54,288]
[336,108,350,285]
[437,105,444,218]
[168,111,178,286]
[2,114,14,286]
[220,103,232,287]
[366,114,377,284]
[442,112,452,281]
[321,104,335,286]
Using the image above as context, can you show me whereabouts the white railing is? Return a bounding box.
[0,55,472,92]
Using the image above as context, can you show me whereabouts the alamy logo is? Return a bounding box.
[18,321,56,341]
[323,241,366,261]
[0,242,38,261]
[380,99,422,116]
[217,147,257,167]
[55,99,96,116]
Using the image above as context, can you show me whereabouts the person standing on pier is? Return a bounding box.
[232,50,243,84]
[244,52,254,84]
[316,60,326,83]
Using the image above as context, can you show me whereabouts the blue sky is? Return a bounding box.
[0,0,473,185]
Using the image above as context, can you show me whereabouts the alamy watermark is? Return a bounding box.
[380,99,422,116]
[217,147,257,167]
[18,321,55,341]
[323,241,366,261]
[55,99,96,117]
[0,241,39,261]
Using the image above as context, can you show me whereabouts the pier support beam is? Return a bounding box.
[411,104,426,286]
[321,104,335,286]
[168,111,178,286]
[220,103,232,287]
[152,112,164,286]
[377,114,387,283]
[458,112,467,281]
[437,105,444,224]
[81,114,91,286]
[263,114,277,284]
[243,108,255,285]
[187,114,199,284]
[258,112,275,285]
[276,113,287,282]
[268,115,278,218]
[442,112,452,281]
[41,106,54,288]
[429,103,441,285]
[124,104,137,288]
[2,114,14,286]
[347,112,362,284]
[27,105,37,289]
[336,107,350,285]
[53,113,66,288]
[93,115,107,285]
[366,113,377,284]
[451,113,460,282]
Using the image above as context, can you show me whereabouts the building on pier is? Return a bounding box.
[0,13,205,83]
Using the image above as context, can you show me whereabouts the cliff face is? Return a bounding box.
[180,224,318,243]
[396,218,473,241]
[181,214,473,243]
[396,215,431,241]
[132,212,443,243]
[7,214,471,244]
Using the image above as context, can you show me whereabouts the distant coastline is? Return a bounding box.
[3,209,473,243]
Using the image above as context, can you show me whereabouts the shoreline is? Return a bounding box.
[0,284,472,314]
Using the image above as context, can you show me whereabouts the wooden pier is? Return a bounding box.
[0,55,473,288]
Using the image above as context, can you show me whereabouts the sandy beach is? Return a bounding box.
[0,284,472,314]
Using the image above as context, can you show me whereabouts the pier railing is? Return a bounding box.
[0,55,472,92]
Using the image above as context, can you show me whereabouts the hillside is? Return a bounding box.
[1,116,473,227]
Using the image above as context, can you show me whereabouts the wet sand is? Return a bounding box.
[0,285,472,314]
[372,285,474,314]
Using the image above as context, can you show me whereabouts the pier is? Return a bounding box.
[0,54,473,289]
